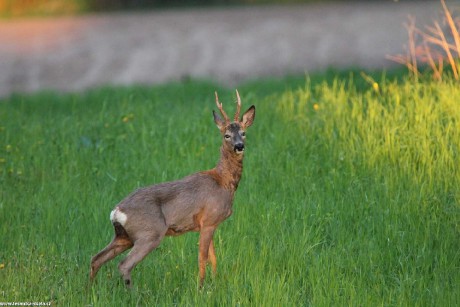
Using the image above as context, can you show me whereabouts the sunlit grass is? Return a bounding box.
[0,74,458,305]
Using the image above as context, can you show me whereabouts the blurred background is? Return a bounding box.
[0,0,414,16]
[0,1,448,96]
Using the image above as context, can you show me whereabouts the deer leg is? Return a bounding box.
[208,239,217,275]
[90,222,133,281]
[118,233,164,288]
[198,226,215,287]
[90,235,133,281]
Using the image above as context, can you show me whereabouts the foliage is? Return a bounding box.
[0,0,382,17]
[0,74,459,305]
[0,0,87,17]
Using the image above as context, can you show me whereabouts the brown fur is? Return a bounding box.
[89,91,255,288]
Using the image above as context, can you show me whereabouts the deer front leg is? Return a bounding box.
[208,239,217,275]
[198,226,215,287]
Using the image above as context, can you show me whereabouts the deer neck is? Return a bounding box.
[213,146,243,191]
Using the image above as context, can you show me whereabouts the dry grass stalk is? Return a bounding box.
[387,0,460,80]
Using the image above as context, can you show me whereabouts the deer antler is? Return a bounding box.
[215,91,230,123]
[234,89,241,122]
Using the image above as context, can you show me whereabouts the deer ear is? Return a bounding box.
[241,105,255,128]
[213,110,225,130]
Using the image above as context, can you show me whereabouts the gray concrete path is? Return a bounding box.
[0,1,443,97]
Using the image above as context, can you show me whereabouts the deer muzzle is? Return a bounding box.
[234,143,244,154]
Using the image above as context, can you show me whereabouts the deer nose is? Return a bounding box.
[234,143,245,153]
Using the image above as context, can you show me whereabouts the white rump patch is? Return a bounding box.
[110,207,128,226]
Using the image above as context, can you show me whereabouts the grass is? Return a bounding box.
[0,72,459,305]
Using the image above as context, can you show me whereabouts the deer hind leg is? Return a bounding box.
[118,231,165,288]
[198,226,216,287]
[90,223,133,281]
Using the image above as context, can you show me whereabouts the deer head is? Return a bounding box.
[213,90,255,155]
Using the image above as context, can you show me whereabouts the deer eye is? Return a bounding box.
[224,134,231,140]
[241,131,246,137]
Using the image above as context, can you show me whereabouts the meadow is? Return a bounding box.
[0,72,459,305]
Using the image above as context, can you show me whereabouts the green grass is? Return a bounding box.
[0,73,459,305]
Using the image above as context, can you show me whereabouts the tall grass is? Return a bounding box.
[0,75,459,305]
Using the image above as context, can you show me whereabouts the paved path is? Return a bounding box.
[0,1,442,97]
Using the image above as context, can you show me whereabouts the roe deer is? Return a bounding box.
[90,90,255,287]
